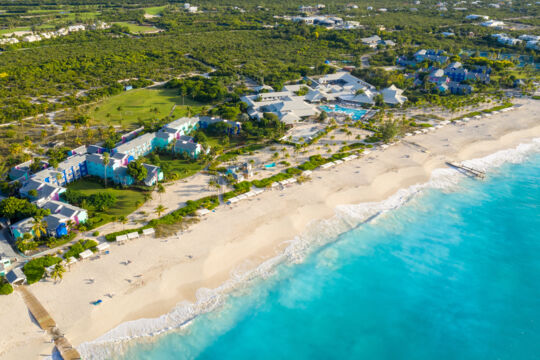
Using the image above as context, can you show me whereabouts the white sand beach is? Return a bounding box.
[0,99,539,359]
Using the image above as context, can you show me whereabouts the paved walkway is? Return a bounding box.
[0,228,19,260]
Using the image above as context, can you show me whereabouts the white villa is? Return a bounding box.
[241,91,320,125]
[381,85,408,105]
[481,20,505,28]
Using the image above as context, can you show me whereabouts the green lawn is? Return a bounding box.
[88,88,206,129]
[146,153,205,180]
[26,9,63,14]
[67,179,148,226]
[61,11,100,21]
[144,6,167,15]
[0,27,30,35]
[113,21,161,34]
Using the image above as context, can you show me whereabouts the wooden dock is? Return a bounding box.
[18,287,81,360]
[18,286,56,330]
[446,161,486,179]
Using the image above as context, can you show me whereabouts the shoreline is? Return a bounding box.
[0,99,538,360]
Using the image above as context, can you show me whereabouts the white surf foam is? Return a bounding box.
[78,137,540,359]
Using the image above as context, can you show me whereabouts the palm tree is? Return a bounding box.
[157,183,165,201]
[102,152,110,187]
[208,177,221,191]
[118,215,128,230]
[143,192,153,202]
[51,263,65,283]
[66,219,75,233]
[31,216,48,239]
[55,172,63,186]
[154,204,167,217]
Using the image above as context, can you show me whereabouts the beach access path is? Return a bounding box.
[0,99,538,360]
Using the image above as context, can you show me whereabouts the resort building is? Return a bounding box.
[174,136,204,159]
[360,35,395,47]
[142,164,164,187]
[492,33,522,46]
[381,85,408,105]
[114,133,156,159]
[413,49,449,64]
[6,267,26,285]
[12,115,216,201]
[241,91,320,125]
[242,71,407,122]
[42,214,70,238]
[309,72,405,106]
[8,160,35,182]
[198,116,242,135]
[38,200,88,226]
[86,153,140,186]
[0,258,11,277]
[9,198,88,240]
[20,179,65,202]
[481,20,505,28]
[9,218,35,240]
[55,154,89,185]
[154,117,200,148]
[465,14,489,20]
[227,162,253,182]
[120,126,145,143]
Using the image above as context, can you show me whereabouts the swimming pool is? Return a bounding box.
[319,105,367,120]
[264,162,276,168]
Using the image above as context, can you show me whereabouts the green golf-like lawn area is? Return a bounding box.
[88,88,206,128]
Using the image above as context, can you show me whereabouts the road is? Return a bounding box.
[360,53,372,68]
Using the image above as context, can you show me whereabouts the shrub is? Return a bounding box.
[46,232,77,249]
[64,239,98,259]
[92,231,100,237]
[23,256,62,284]
[0,278,13,295]
[222,182,252,201]
[0,197,49,222]
[63,189,117,211]
[105,195,220,241]
[297,155,329,171]
[339,143,364,152]
[285,167,302,176]
[251,172,292,188]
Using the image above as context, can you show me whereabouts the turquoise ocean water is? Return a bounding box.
[83,143,540,360]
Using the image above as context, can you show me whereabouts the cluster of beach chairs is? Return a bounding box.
[44,242,111,278]
[225,155,366,207]
[227,188,266,204]
[320,154,359,169]
[115,228,155,243]
[400,106,517,139]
